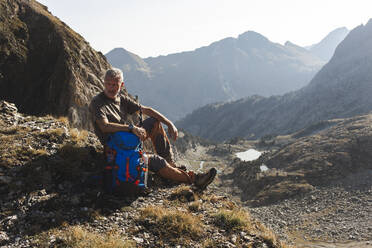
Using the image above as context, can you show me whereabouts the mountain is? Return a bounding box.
[105,48,153,104]
[106,31,325,120]
[307,27,349,61]
[0,0,111,129]
[177,20,372,141]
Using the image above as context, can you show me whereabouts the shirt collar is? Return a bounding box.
[101,92,120,104]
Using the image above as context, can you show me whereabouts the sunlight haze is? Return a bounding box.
[37,0,372,58]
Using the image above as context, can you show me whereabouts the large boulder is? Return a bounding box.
[0,0,111,129]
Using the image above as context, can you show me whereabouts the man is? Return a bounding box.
[89,68,216,190]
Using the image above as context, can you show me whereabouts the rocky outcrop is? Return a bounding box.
[264,114,372,186]
[0,0,111,129]
[223,114,372,206]
[177,20,372,141]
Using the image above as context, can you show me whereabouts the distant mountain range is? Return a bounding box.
[176,20,372,141]
[106,28,348,121]
[306,27,349,61]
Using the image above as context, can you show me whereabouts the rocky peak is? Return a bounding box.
[0,0,111,130]
[307,26,349,61]
[106,47,149,71]
[238,31,270,43]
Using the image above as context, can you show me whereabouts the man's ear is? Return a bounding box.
[121,82,124,88]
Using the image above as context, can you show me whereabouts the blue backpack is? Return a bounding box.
[103,131,148,195]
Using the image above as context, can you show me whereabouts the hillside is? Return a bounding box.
[0,0,111,129]
[1,101,370,247]
[169,112,372,245]
[223,113,372,244]
[177,20,372,141]
[106,31,325,120]
[0,101,289,248]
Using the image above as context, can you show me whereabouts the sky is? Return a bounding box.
[37,0,372,58]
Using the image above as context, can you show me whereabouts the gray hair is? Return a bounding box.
[104,68,123,82]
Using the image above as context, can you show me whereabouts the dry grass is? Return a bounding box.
[59,143,88,160]
[255,222,293,248]
[57,116,70,126]
[213,208,253,232]
[0,118,67,167]
[0,126,19,135]
[203,194,237,210]
[202,238,219,248]
[188,200,201,212]
[70,128,89,144]
[213,208,291,247]
[139,205,204,240]
[0,132,47,166]
[27,147,48,157]
[34,225,134,248]
[170,185,197,202]
[42,127,65,137]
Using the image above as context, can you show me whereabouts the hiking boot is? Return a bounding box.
[193,168,217,190]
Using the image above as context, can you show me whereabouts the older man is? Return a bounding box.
[89,68,216,190]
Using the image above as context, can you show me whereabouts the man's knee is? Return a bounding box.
[142,117,159,135]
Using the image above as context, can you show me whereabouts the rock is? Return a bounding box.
[0,231,9,242]
[0,101,18,115]
[133,237,144,243]
[70,195,81,205]
[231,234,237,243]
[0,1,111,130]
[0,176,12,184]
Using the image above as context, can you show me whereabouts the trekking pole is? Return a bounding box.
[139,104,144,149]
[137,97,148,187]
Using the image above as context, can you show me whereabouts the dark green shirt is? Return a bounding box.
[89,92,140,145]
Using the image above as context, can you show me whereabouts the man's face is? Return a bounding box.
[104,77,123,100]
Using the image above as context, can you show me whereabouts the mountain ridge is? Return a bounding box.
[176,19,372,141]
[307,27,349,61]
[106,29,328,120]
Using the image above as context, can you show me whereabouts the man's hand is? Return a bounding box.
[168,123,178,141]
[132,126,147,141]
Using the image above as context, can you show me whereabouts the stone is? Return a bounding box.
[70,195,81,205]
[0,231,9,241]
[231,234,237,243]
[133,237,144,243]
[0,176,12,184]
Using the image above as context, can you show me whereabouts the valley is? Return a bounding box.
[173,118,372,247]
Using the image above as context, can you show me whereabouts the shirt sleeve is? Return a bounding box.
[89,98,108,123]
[122,96,141,115]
